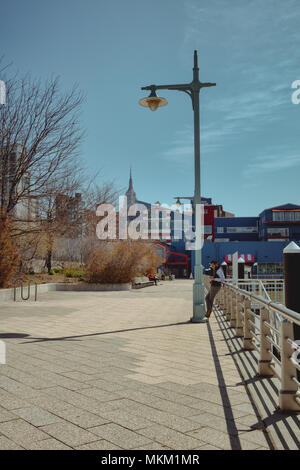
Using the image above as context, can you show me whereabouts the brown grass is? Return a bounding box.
[85,240,163,284]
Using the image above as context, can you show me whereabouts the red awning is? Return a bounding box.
[224,254,255,263]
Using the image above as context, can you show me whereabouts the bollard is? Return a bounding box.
[238,256,245,280]
[283,241,300,382]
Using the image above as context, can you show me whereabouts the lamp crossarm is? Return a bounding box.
[141,83,194,107]
[141,82,216,110]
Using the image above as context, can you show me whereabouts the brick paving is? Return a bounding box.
[0,280,274,450]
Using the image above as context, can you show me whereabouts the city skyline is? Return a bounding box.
[1,0,300,216]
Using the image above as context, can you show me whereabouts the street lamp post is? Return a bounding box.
[139,50,216,322]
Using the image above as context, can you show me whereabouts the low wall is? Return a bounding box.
[0,282,131,301]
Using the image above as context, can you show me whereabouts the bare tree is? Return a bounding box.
[0,64,123,273]
[0,69,84,220]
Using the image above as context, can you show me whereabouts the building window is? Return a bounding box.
[258,263,283,274]
[267,228,289,237]
[273,211,300,222]
[227,227,258,233]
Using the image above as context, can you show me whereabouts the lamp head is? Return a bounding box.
[139,88,168,111]
[175,197,182,208]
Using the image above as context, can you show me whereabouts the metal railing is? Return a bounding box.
[225,278,284,304]
[205,276,300,411]
[13,279,38,302]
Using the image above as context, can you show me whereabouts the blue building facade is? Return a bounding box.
[182,203,300,277]
[214,217,259,242]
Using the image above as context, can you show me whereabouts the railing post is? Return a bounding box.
[243,297,255,350]
[230,286,236,328]
[235,292,243,337]
[225,286,231,321]
[279,319,300,411]
[217,283,225,310]
[258,307,274,376]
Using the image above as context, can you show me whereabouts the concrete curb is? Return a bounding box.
[0,282,132,301]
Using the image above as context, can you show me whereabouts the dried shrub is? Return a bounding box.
[0,215,20,288]
[85,240,163,284]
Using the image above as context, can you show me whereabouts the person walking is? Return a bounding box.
[205,260,225,319]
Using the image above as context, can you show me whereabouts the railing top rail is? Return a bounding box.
[224,278,284,283]
[221,280,300,326]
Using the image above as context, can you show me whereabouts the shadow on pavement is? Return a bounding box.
[213,303,299,450]
[18,321,191,344]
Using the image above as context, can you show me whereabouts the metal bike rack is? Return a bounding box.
[13,279,38,302]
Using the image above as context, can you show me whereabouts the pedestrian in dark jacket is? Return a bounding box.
[205,260,225,318]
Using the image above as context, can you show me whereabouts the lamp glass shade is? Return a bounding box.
[139,96,168,111]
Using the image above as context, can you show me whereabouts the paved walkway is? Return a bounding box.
[0,280,275,450]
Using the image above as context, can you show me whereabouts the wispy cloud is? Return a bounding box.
[243,149,300,178]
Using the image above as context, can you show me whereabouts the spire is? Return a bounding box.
[125,167,137,206]
[129,167,133,190]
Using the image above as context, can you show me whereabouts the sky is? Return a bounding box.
[1,0,300,216]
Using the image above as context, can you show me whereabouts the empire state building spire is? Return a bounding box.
[129,167,133,190]
[125,168,137,207]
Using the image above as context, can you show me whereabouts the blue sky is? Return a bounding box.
[1,0,300,216]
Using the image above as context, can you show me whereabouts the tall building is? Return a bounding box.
[0,144,37,220]
[55,192,83,238]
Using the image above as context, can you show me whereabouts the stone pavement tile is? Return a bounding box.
[238,429,271,447]
[85,378,128,393]
[181,399,251,420]
[24,395,76,413]
[71,366,102,376]
[0,377,38,399]
[92,399,137,414]
[25,439,72,450]
[97,409,154,431]
[234,414,265,430]
[136,424,205,450]
[77,387,120,402]
[52,408,110,428]
[189,412,244,435]
[40,421,100,447]
[42,386,115,412]
[28,371,90,391]
[0,435,24,450]
[118,391,199,419]
[125,374,168,385]
[0,407,18,423]
[188,427,267,450]
[0,419,50,446]
[88,423,153,450]
[124,402,201,433]
[239,439,269,450]
[232,402,259,415]
[135,443,172,450]
[195,444,222,450]
[75,440,122,450]
[59,371,97,382]
[12,406,63,427]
